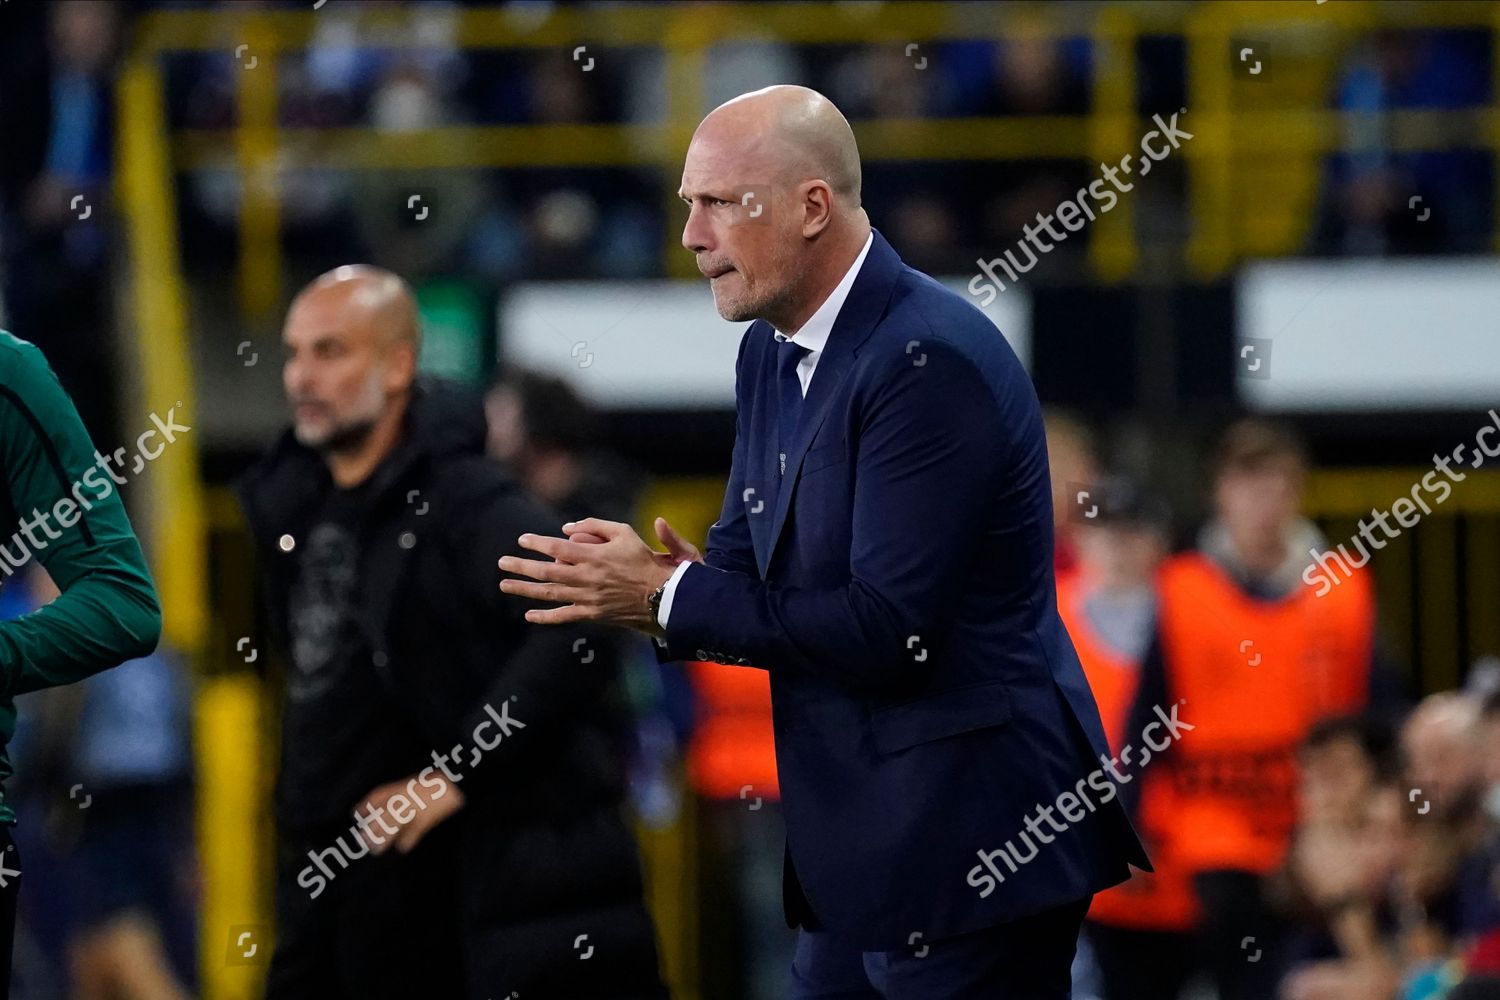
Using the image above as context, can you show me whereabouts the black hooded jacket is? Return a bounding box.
[237,378,665,997]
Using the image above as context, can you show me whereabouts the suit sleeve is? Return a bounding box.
[0,338,162,697]
[661,340,1007,692]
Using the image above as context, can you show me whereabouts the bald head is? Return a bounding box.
[1403,693,1483,811]
[699,85,862,206]
[680,86,871,331]
[283,264,421,453]
[291,264,420,351]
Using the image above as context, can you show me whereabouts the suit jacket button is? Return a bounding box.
[695,649,708,660]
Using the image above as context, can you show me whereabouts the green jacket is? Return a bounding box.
[0,332,163,822]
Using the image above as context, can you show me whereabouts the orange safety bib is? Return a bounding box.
[1059,573,1199,932]
[1157,551,1373,876]
[686,660,780,801]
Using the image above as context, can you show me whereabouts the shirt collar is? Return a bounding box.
[772,231,875,353]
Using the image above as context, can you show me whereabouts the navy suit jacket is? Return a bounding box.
[658,231,1149,950]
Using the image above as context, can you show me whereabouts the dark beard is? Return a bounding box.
[314,417,378,455]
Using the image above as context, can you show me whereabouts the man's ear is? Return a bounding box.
[800,180,833,239]
[388,340,419,391]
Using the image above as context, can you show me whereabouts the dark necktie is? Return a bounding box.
[776,338,811,480]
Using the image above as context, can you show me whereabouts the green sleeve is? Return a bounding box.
[0,332,162,697]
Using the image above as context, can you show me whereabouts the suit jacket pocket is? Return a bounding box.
[870,679,1015,755]
[801,438,848,477]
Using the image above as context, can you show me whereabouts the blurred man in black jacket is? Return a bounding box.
[237,265,666,1000]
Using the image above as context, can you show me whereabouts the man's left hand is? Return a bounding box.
[498,517,675,633]
[361,773,465,856]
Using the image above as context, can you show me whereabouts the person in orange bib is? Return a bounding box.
[1058,477,1200,1000]
[1119,419,1399,1000]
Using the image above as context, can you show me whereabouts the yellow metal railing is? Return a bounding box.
[127,0,1500,305]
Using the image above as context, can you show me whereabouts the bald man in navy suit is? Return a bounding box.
[501,85,1150,999]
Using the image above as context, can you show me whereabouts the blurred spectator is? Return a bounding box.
[1062,477,1172,747]
[1467,690,1500,938]
[1060,477,1200,1000]
[0,2,51,216]
[349,59,488,282]
[507,44,662,282]
[305,0,466,110]
[826,43,940,119]
[1403,694,1485,833]
[1397,695,1490,969]
[1123,418,1393,1000]
[946,29,1091,118]
[485,367,790,998]
[484,366,693,814]
[625,26,806,126]
[883,192,965,276]
[527,48,613,124]
[0,0,124,444]
[1276,716,1405,1000]
[486,367,694,808]
[1448,689,1500,995]
[944,22,1095,280]
[1272,694,1500,1000]
[1312,29,1492,256]
[485,367,645,523]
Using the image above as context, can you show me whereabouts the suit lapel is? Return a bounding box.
[759,230,904,577]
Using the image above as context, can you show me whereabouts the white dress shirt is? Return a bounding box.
[658,232,875,629]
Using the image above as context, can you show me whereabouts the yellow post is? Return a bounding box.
[118,58,259,1000]
[194,674,268,1000]
[234,20,283,320]
[1184,5,1235,278]
[1089,7,1140,282]
[662,7,710,280]
[114,60,209,656]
